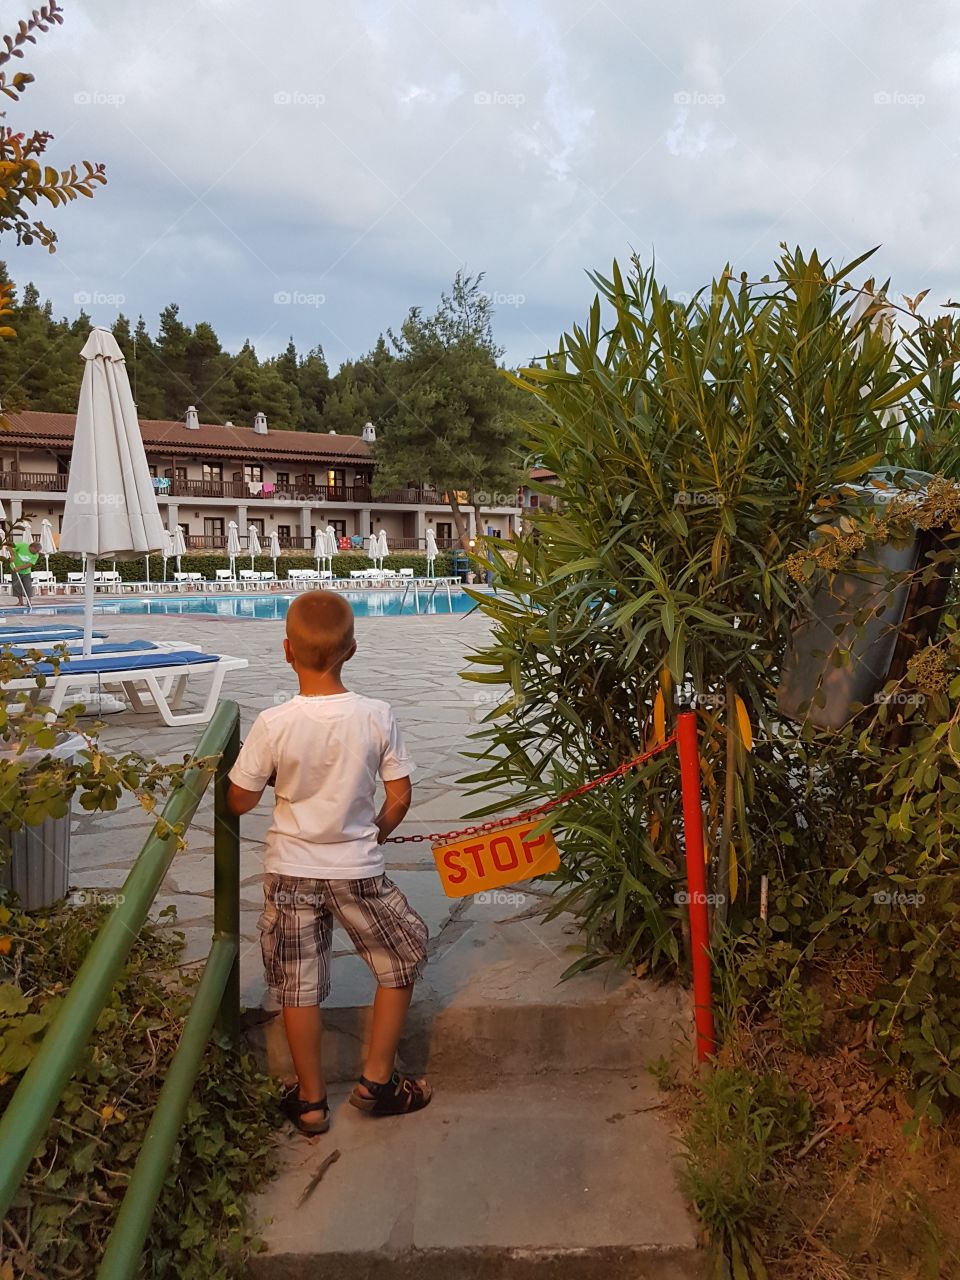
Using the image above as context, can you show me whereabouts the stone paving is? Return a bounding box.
[36,599,701,1272]
[61,605,515,1012]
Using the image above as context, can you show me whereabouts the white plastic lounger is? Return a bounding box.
[6,650,247,727]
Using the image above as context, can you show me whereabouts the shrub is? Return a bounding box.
[464,247,960,1111]
[0,901,278,1278]
[39,551,452,582]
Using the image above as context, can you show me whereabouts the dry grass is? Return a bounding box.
[670,952,960,1279]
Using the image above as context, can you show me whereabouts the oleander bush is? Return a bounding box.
[463,246,960,1119]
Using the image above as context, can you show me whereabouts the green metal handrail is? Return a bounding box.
[0,698,241,1278]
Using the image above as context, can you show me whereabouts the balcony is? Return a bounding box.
[0,471,68,493]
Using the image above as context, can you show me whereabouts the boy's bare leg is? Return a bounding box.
[357,983,414,1092]
[283,1006,327,1121]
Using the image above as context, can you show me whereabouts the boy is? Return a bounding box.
[227,591,430,1135]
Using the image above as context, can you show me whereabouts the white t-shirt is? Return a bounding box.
[228,692,414,878]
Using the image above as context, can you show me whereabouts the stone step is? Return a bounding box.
[245,1074,703,1280]
[242,897,690,1084]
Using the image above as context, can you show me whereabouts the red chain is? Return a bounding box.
[385,733,677,844]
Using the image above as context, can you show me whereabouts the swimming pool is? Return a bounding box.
[21,589,478,621]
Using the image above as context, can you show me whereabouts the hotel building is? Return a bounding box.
[0,409,523,552]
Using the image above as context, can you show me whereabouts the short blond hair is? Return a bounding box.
[285,591,355,672]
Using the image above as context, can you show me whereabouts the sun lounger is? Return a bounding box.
[5,649,247,727]
[5,640,199,658]
[0,625,107,643]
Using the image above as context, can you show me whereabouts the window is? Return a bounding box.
[178,523,191,545]
[164,467,187,482]
[249,517,265,536]
[203,462,222,481]
[277,524,291,544]
[276,472,289,486]
[326,468,345,489]
[244,464,263,484]
[330,519,346,539]
[204,517,225,540]
[436,522,452,541]
[148,464,157,478]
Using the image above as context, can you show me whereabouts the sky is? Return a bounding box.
[9,0,959,377]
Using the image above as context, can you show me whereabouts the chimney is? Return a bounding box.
[185,405,199,430]
[362,421,376,442]
[253,411,267,435]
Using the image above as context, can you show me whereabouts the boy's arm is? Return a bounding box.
[376,775,411,843]
[226,781,265,815]
[226,715,275,816]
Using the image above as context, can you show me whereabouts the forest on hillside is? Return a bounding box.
[0,266,395,433]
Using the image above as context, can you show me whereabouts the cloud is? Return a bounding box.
[5,0,959,380]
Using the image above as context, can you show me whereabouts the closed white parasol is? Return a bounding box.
[58,327,166,654]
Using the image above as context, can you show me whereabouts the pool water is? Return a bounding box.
[24,588,478,621]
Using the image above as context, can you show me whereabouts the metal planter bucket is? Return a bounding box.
[0,734,84,911]
[777,469,939,730]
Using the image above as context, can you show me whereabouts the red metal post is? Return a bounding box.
[676,708,716,1062]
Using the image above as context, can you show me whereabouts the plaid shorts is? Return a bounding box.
[258,872,428,1007]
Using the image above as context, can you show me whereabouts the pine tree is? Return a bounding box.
[375,272,524,545]
[296,344,331,431]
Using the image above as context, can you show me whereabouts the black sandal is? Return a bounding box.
[349,1071,432,1116]
[280,1083,330,1135]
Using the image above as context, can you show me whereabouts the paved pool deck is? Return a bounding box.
[28,604,700,1272]
[60,607,512,1009]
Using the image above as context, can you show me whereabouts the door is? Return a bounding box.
[204,517,225,549]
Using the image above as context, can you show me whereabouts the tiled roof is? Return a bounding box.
[1,411,373,466]
[528,466,557,480]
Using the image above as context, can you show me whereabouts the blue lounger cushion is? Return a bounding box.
[30,650,219,676]
[7,640,158,658]
[0,629,107,641]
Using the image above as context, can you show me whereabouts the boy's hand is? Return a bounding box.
[375,776,412,843]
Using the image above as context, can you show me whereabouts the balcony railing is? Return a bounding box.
[0,470,68,492]
[0,469,517,514]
